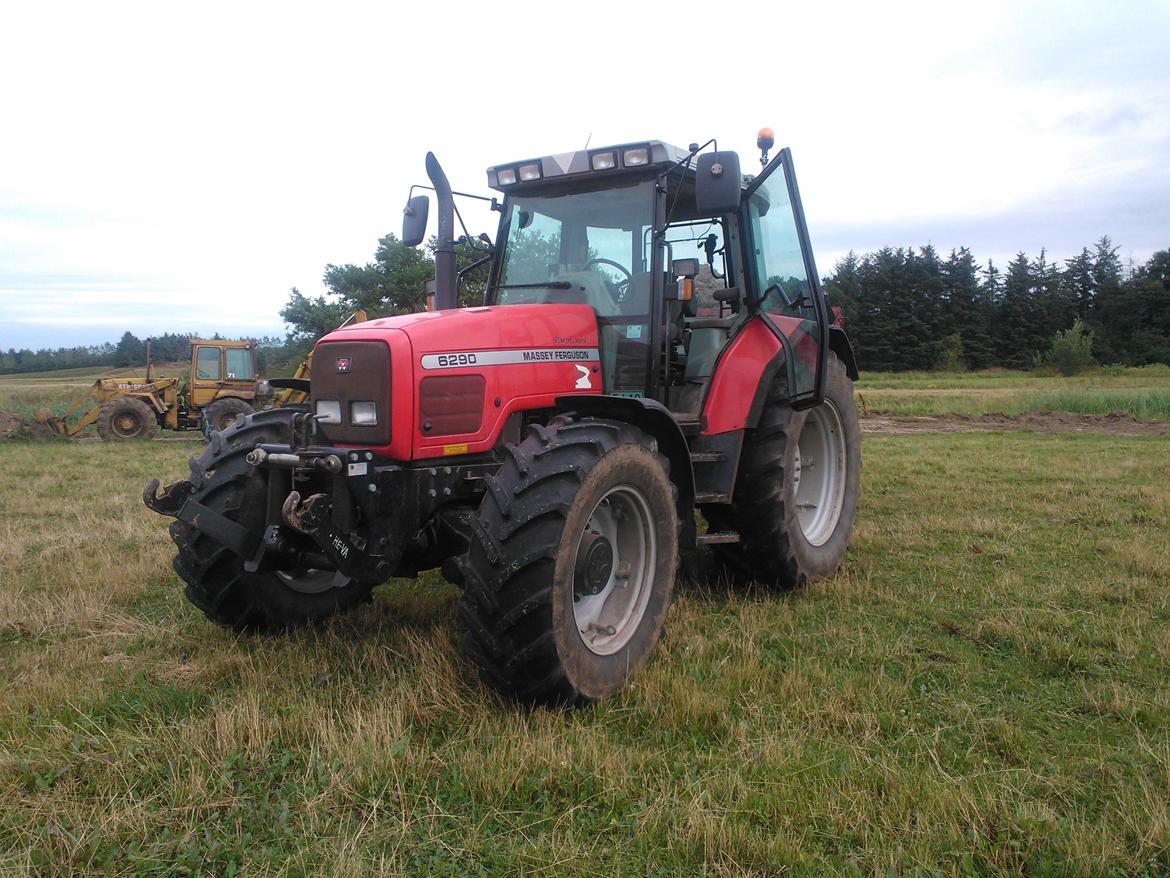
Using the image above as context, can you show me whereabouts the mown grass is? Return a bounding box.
[858,365,1170,421]
[1,432,1167,876]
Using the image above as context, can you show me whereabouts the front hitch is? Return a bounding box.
[281,491,392,583]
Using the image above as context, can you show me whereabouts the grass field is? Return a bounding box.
[2,430,1168,876]
[857,365,1170,422]
[0,365,188,425]
[4,364,1167,432]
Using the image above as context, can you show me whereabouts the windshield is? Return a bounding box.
[494,180,655,318]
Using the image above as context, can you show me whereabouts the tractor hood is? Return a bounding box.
[313,304,603,461]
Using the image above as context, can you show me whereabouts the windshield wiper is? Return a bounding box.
[496,281,573,290]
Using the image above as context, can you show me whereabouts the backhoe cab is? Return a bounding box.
[147,130,861,706]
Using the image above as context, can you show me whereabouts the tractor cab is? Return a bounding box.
[469,135,839,419]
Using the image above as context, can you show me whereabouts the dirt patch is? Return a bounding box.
[0,410,59,441]
[862,411,1170,437]
[0,411,31,439]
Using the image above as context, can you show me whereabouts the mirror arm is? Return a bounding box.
[457,253,493,285]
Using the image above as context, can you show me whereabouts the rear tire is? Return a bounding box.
[97,397,157,440]
[708,351,860,587]
[204,398,254,435]
[449,417,678,706]
[169,408,372,632]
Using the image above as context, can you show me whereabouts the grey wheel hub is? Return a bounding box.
[275,567,342,594]
[571,485,657,656]
[792,400,847,547]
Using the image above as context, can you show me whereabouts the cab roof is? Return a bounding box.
[486,140,691,192]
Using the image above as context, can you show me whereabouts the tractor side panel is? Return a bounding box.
[315,304,603,461]
[701,317,783,434]
[409,306,603,460]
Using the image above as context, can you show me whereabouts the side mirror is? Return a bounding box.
[402,195,430,247]
[694,151,741,214]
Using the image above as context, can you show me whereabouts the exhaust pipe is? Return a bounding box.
[426,152,457,310]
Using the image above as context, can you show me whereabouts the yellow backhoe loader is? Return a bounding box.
[38,339,268,440]
[39,312,367,440]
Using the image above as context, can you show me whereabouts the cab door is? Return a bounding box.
[739,148,829,407]
[189,344,223,407]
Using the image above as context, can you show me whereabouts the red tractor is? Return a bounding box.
[146,130,861,705]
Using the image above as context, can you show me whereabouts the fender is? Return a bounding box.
[828,325,859,380]
[701,318,784,434]
[554,394,695,519]
[703,320,859,433]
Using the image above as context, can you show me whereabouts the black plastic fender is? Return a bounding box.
[554,394,695,519]
[828,326,859,380]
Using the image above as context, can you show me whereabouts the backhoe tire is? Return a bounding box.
[707,351,860,588]
[97,397,157,440]
[204,398,254,435]
[169,408,373,632]
[449,416,678,706]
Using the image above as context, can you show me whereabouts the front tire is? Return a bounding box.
[451,417,678,706]
[204,398,255,435]
[97,397,157,440]
[169,409,372,631]
[710,351,861,587]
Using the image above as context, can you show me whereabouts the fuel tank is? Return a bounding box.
[312,304,602,460]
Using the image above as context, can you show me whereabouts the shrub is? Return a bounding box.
[936,333,967,372]
[1045,320,1096,376]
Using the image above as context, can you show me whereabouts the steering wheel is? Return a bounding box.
[584,258,633,303]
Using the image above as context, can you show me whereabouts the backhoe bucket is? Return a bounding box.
[34,409,69,437]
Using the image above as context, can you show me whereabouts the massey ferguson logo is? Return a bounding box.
[335,357,351,373]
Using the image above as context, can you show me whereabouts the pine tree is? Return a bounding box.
[1063,248,1095,319]
[943,248,994,369]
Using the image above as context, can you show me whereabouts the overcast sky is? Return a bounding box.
[2,0,1168,349]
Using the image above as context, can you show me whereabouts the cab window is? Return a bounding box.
[224,348,254,381]
[195,347,221,380]
[494,180,656,395]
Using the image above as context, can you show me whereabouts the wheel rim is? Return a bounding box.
[792,400,847,547]
[113,411,143,437]
[571,485,657,656]
[275,568,341,594]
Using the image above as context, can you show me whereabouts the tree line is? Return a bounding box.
[295,231,1169,374]
[824,237,1170,371]
[9,233,1164,377]
[0,331,291,376]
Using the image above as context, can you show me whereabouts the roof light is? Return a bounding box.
[590,151,616,171]
[497,167,517,186]
[518,162,541,182]
[622,147,649,166]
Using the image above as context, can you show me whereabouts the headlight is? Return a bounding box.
[518,163,541,182]
[350,401,378,426]
[315,400,341,424]
[497,168,517,186]
[622,147,649,166]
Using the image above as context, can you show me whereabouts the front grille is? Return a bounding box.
[311,340,391,445]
